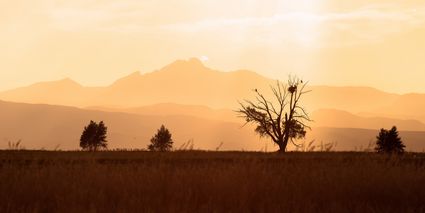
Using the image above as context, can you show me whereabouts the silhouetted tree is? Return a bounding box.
[238,77,311,152]
[148,125,173,151]
[80,120,108,151]
[375,126,405,154]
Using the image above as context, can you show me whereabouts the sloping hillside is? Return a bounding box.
[1,100,423,151]
[311,109,425,131]
[0,100,268,151]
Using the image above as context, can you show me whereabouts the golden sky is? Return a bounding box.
[1,0,425,93]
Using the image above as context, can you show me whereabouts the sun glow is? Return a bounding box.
[275,0,322,46]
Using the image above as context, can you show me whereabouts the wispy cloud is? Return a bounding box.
[45,2,425,48]
[162,5,425,47]
[47,3,153,32]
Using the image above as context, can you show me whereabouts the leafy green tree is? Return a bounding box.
[148,125,173,151]
[80,120,108,151]
[375,126,405,154]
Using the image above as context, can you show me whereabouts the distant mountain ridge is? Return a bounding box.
[87,103,240,123]
[0,58,272,108]
[0,58,424,122]
[1,58,425,151]
[311,109,425,131]
[89,103,425,131]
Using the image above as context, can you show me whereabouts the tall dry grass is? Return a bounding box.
[0,151,424,212]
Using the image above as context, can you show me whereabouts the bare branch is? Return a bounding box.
[237,76,311,152]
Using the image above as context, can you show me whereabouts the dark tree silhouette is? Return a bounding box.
[148,125,173,151]
[80,120,108,151]
[375,126,405,154]
[238,77,311,152]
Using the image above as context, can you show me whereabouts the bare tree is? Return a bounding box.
[237,77,311,152]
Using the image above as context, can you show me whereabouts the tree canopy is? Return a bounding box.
[375,126,405,154]
[80,120,108,151]
[148,125,173,151]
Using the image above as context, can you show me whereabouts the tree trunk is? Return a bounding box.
[277,139,285,153]
[277,145,285,152]
[277,136,289,153]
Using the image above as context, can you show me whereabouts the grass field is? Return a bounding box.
[1,151,425,212]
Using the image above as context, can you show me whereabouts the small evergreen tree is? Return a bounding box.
[148,125,173,151]
[375,126,405,154]
[80,120,108,151]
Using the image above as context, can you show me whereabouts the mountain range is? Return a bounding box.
[1,58,425,151]
[0,58,403,112]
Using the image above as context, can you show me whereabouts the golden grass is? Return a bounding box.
[0,151,424,212]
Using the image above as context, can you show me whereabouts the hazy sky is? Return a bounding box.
[1,0,425,93]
